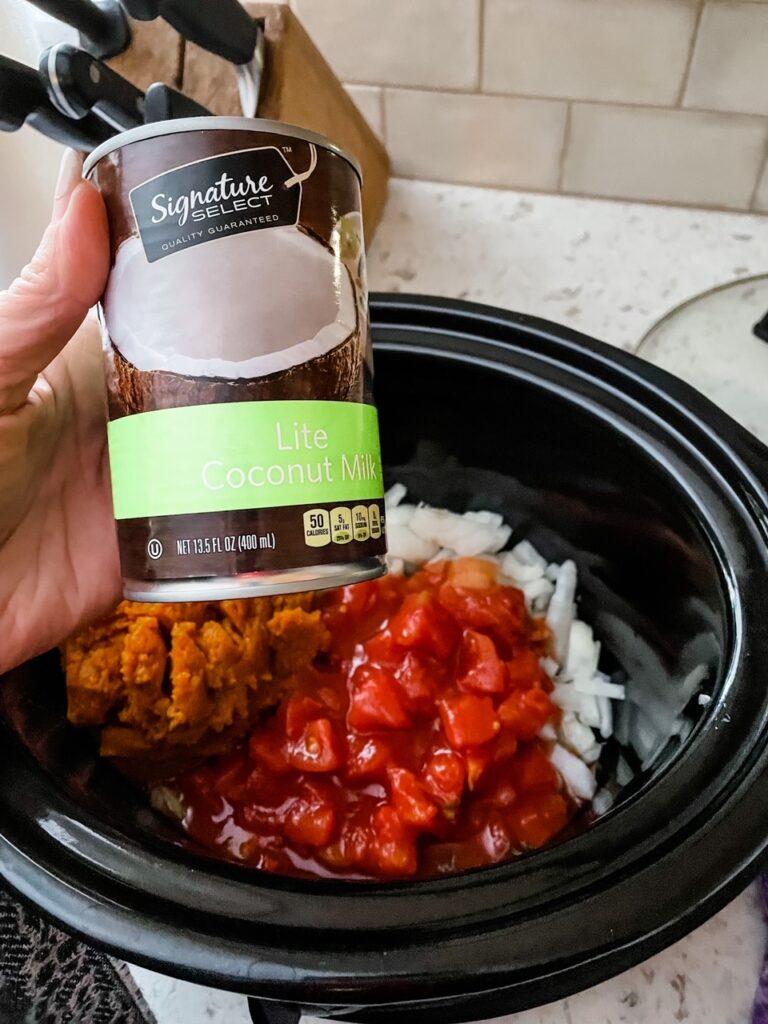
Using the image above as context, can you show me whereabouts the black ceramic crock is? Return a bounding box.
[2,294,768,1024]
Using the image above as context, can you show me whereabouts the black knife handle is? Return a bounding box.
[143,82,210,121]
[24,0,130,59]
[27,106,114,149]
[0,55,46,130]
[0,52,112,147]
[122,0,258,65]
[41,43,144,131]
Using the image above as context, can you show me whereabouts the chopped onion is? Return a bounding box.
[573,675,626,700]
[386,522,439,563]
[409,505,510,557]
[558,712,600,760]
[597,695,613,739]
[511,540,548,572]
[563,620,600,681]
[546,560,577,664]
[386,503,417,527]
[500,551,545,583]
[592,789,614,815]
[385,482,407,508]
[521,577,555,613]
[551,743,597,801]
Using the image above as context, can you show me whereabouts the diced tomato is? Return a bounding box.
[316,685,346,715]
[284,782,339,846]
[210,755,251,799]
[370,805,419,877]
[438,694,500,749]
[388,593,459,659]
[288,718,344,773]
[320,810,372,869]
[438,584,527,656]
[388,767,438,828]
[465,747,493,790]
[178,559,579,883]
[346,735,393,781]
[491,730,519,765]
[283,695,325,740]
[364,627,400,666]
[395,652,436,714]
[509,792,569,849]
[249,728,290,773]
[457,629,507,694]
[423,750,466,807]
[514,745,560,793]
[484,777,517,808]
[498,689,554,740]
[348,666,412,731]
[505,649,545,691]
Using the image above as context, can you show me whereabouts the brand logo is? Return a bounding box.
[130,145,313,263]
[149,171,275,228]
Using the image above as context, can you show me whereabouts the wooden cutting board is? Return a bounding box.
[108,4,389,243]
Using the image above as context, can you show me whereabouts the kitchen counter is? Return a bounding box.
[128,179,768,1024]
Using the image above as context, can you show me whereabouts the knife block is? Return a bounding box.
[108,4,389,243]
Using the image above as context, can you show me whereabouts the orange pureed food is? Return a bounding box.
[65,595,328,763]
[171,558,572,880]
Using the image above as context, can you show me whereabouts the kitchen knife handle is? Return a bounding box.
[24,0,130,59]
[27,106,115,149]
[143,82,211,121]
[0,52,112,148]
[41,43,144,131]
[122,0,258,65]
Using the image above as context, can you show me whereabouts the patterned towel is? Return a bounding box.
[0,886,156,1024]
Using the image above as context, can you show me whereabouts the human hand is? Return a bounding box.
[0,149,119,674]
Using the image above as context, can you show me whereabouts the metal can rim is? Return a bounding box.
[82,116,363,183]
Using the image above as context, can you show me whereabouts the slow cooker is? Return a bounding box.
[2,294,768,1023]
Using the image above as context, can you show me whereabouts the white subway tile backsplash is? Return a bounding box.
[752,159,768,213]
[684,2,768,117]
[344,85,384,141]
[293,0,480,90]
[563,104,768,209]
[384,89,567,190]
[482,0,697,105]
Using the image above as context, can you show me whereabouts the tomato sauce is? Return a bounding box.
[175,558,576,880]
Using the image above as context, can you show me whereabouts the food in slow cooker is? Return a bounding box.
[142,487,627,880]
[64,594,329,763]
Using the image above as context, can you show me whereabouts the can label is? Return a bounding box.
[88,126,386,584]
[129,147,301,263]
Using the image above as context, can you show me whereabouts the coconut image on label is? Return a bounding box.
[102,144,365,416]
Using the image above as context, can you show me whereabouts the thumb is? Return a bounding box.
[0,149,110,414]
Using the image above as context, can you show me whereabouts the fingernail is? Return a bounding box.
[52,148,84,222]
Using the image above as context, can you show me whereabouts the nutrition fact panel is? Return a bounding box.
[303,504,383,547]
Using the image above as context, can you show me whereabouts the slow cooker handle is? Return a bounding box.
[248,999,302,1024]
[248,999,362,1022]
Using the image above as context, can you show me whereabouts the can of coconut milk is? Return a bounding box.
[84,118,387,601]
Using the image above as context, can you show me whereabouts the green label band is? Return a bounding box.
[108,400,384,520]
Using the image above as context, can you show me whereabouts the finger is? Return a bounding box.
[0,149,110,414]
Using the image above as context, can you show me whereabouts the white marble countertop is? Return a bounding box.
[129,179,768,1024]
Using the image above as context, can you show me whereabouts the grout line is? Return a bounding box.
[380,87,388,146]
[476,0,486,93]
[341,79,768,120]
[389,172,766,218]
[676,0,705,108]
[747,127,768,210]
[557,102,572,191]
